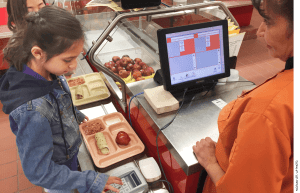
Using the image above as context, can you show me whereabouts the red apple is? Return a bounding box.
[140,69,145,76]
[126,63,134,71]
[143,68,152,76]
[142,64,149,70]
[116,131,131,145]
[120,58,127,67]
[147,67,155,74]
[134,58,142,64]
[104,62,111,69]
[110,66,117,73]
[119,70,129,78]
[122,55,130,58]
[117,66,125,72]
[132,64,141,71]
[139,62,146,67]
[112,56,120,62]
[132,71,142,79]
[122,57,131,65]
[109,61,115,67]
[132,69,139,73]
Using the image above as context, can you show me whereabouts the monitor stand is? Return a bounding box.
[154,69,217,103]
[171,81,217,103]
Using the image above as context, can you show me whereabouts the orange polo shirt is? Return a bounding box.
[203,68,294,193]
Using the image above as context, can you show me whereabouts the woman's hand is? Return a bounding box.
[82,116,89,123]
[102,176,123,193]
[193,137,217,170]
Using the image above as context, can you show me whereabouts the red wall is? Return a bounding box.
[0,7,8,26]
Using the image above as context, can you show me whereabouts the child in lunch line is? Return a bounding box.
[0,6,122,193]
[7,0,76,78]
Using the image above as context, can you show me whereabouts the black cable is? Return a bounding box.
[161,2,171,7]
[156,87,188,193]
[196,169,208,193]
[226,80,256,85]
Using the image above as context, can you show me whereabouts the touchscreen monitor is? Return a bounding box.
[157,20,230,93]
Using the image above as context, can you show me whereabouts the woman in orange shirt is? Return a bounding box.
[193,0,293,192]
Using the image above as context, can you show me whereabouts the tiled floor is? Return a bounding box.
[0,102,45,193]
[0,8,287,193]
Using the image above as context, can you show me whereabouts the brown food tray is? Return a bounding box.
[67,73,110,106]
[79,112,145,168]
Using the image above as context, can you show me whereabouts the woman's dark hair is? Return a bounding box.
[251,0,293,29]
[6,0,46,31]
[3,6,84,71]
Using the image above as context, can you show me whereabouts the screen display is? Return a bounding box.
[165,25,225,85]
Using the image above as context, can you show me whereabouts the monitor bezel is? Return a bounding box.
[157,20,230,92]
[120,0,161,9]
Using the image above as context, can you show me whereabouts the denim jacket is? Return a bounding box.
[6,70,109,192]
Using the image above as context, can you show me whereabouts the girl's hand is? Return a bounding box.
[82,116,89,123]
[193,137,218,170]
[102,176,123,193]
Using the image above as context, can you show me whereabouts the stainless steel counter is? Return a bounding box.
[127,78,255,175]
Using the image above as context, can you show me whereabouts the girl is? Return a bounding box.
[193,0,293,192]
[0,6,122,193]
[6,0,75,78]
[6,0,46,31]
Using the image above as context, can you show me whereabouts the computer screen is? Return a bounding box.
[157,20,230,92]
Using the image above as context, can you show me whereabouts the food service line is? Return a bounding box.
[73,3,256,192]
[73,56,170,193]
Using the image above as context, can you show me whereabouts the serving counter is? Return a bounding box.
[74,1,256,192]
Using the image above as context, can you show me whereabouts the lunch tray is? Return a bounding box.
[79,112,145,168]
[67,73,110,106]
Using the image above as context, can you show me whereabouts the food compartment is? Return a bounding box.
[67,77,86,87]
[90,88,110,98]
[84,73,102,82]
[70,85,90,100]
[86,132,117,156]
[102,112,124,126]
[88,80,105,89]
[117,145,145,155]
[116,134,138,150]
[109,122,138,147]
[80,119,105,135]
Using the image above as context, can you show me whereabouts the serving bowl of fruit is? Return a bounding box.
[96,47,159,86]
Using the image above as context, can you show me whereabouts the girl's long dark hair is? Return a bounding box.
[6,0,46,31]
[3,6,84,71]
